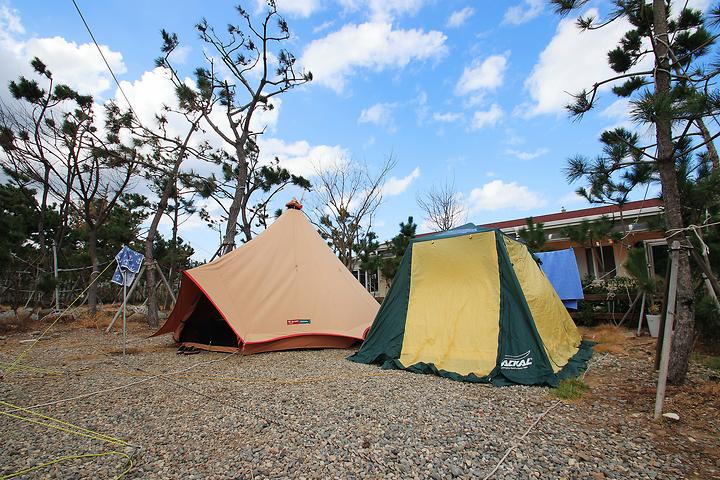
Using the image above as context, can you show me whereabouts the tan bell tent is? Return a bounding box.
[153,201,380,354]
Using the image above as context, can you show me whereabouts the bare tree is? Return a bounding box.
[312,156,395,269]
[416,179,466,232]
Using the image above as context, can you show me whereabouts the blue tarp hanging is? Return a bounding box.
[535,248,584,309]
[111,245,145,287]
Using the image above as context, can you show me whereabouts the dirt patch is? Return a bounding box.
[0,309,39,334]
[579,325,720,478]
[580,324,631,354]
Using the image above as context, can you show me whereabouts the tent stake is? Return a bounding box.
[654,241,680,420]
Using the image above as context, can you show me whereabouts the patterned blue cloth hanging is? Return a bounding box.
[111,245,145,287]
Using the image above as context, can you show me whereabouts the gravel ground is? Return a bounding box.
[0,325,717,479]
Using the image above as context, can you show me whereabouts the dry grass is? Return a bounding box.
[580,324,631,355]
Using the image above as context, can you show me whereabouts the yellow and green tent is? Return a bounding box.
[348,224,592,386]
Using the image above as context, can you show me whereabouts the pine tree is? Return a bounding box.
[518,217,547,252]
[380,216,417,285]
[157,2,312,255]
[551,0,720,383]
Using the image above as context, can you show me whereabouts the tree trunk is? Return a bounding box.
[653,0,695,385]
[695,118,719,169]
[34,164,51,308]
[220,146,249,255]
[145,162,185,328]
[87,227,100,316]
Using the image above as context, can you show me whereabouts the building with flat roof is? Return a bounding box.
[479,198,666,279]
[353,199,666,299]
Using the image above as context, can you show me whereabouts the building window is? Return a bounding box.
[649,244,669,277]
[352,268,378,294]
[599,245,616,277]
[369,271,379,294]
[585,246,617,278]
[585,248,596,278]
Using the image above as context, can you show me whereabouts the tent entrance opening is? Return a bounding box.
[178,295,238,347]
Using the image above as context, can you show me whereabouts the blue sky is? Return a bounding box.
[2,0,705,261]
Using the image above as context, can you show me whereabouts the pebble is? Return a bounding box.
[0,328,707,479]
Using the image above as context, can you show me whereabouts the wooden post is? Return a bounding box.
[105,265,145,333]
[53,241,60,311]
[688,244,720,309]
[654,241,681,419]
[636,293,646,335]
[654,251,673,370]
[154,263,177,304]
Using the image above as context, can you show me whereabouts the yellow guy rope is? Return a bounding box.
[1,452,132,480]
[0,400,134,480]
[4,260,116,373]
[0,362,63,376]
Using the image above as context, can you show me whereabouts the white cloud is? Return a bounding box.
[447,7,475,28]
[313,20,335,34]
[505,148,549,160]
[0,5,24,36]
[470,104,503,129]
[600,98,631,120]
[3,40,125,100]
[117,66,281,152]
[414,89,429,125]
[523,9,634,117]
[338,0,426,21]
[117,68,179,128]
[358,102,397,131]
[465,180,546,212]
[168,45,191,64]
[503,129,525,146]
[301,22,447,92]
[256,0,320,18]
[558,191,588,206]
[25,37,126,97]
[0,7,126,101]
[672,0,711,16]
[382,167,420,196]
[455,54,508,97]
[433,111,462,122]
[257,138,349,177]
[503,0,544,26]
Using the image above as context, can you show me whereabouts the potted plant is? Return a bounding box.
[646,302,662,338]
[624,246,663,337]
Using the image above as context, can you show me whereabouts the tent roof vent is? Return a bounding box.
[286,198,303,210]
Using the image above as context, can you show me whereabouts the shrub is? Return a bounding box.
[552,378,590,400]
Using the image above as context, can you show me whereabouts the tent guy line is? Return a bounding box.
[0,351,239,416]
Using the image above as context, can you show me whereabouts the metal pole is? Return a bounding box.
[122,270,127,356]
[654,241,681,420]
[105,265,145,333]
[53,241,60,311]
